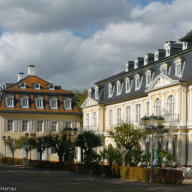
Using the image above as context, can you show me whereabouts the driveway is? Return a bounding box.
[0,163,191,192]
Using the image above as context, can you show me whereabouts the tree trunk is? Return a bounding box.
[40,151,42,162]
[121,150,125,166]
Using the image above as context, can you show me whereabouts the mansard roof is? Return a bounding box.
[91,43,192,105]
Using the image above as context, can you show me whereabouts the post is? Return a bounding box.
[150,128,154,182]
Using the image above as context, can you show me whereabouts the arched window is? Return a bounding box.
[21,96,29,108]
[167,95,174,115]
[92,112,97,128]
[86,113,90,127]
[50,97,58,109]
[6,95,14,107]
[154,98,161,116]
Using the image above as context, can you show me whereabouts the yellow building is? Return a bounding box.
[0,65,81,161]
[81,30,192,166]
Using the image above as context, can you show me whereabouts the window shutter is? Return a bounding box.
[13,120,18,132]
[28,120,32,132]
[19,120,23,132]
[4,119,7,132]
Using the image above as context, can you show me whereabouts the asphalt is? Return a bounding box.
[0,163,192,192]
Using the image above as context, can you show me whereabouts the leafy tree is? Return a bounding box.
[33,135,50,162]
[108,123,143,166]
[2,137,18,163]
[76,131,102,169]
[101,148,121,166]
[17,136,35,160]
[126,148,143,166]
[157,150,173,166]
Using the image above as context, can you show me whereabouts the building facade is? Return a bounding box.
[81,30,192,166]
[0,65,81,161]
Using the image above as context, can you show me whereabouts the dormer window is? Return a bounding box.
[135,74,142,91]
[21,96,29,108]
[108,83,113,98]
[183,42,188,50]
[125,77,131,93]
[160,63,168,75]
[95,86,99,100]
[134,60,138,69]
[64,98,72,110]
[155,52,159,61]
[174,58,182,77]
[50,97,58,109]
[33,83,40,90]
[145,70,152,87]
[35,97,44,109]
[47,83,54,90]
[6,95,14,108]
[18,82,26,89]
[116,80,122,96]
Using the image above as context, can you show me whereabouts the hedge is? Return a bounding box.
[0,157,183,184]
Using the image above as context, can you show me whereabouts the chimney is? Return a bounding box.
[18,72,24,82]
[28,65,35,76]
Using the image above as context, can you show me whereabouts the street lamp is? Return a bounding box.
[141,115,164,182]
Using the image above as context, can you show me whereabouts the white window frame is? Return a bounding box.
[22,120,29,132]
[160,64,168,75]
[35,97,44,109]
[37,120,44,132]
[135,74,142,91]
[116,81,122,96]
[64,99,72,110]
[154,98,161,116]
[135,104,141,123]
[92,112,97,128]
[125,106,131,123]
[167,95,174,115]
[145,70,152,87]
[51,121,58,132]
[125,78,131,93]
[95,87,99,100]
[86,113,90,127]
[175,62,182,77]
[6,95,14,108]
[65,120,72,128]
[7,120,14,132]
[19,82,26,89]
[50,97,58,109]
[116,108,122,126]
[21,96,29,108]
[108,83,113,98]
[33,83,41,90]
[146,102,149,116]
[108,109,113,128]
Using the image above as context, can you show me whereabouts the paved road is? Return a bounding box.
[0,163,192,192]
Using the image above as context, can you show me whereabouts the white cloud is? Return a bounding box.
[0,0,192,90]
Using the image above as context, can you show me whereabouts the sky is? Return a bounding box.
[0,0,192,90]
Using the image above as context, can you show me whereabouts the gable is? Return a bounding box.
[81,97,98,108]
[145,74,179,93]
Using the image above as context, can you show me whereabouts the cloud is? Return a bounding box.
[0,0,192,90]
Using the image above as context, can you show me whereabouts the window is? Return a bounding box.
[154,98,161,116]
[108,83,113,98]
[7,120,13,131]
[64,99,72,110]
[135,74,141,90]
[21,96,29,108]
[66,121,72,128]
[33,83,40,90]
[51,148,56,154]
[117,108,122,126]
[86,113,89,127]
[92,112,97,128]
[50,97,58,109]
[6,95,14,107]
[37,120,43,132]
[22,120,28,132]
[116,81,122,95]
[47,84,54,90]
[19,82,26,89]
[95,87,98,100]
[166,48,170,56]
[175,62,182,77]
[125,78,131,93]
[51,121,58,132]
[167,95,174,115]
[136,104,141,122]
[146,102,149,116]
[35,97,44,109]
[145,70,151,86]
[108,109,113,128]
[125,106,131,123]
[160,64,168,75]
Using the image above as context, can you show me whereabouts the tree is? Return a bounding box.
[48,132,76,165]
[101,148,121,166]
[33,135,50,162]
[17,136,35,159]
[76,131,102,169]
[108,123,143,166]
[157,150,173,166]
[2,137,18,163]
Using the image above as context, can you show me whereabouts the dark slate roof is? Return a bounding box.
[93,47,192,105]
[180,30,192,42]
